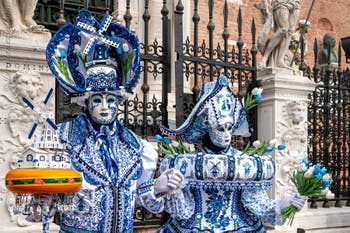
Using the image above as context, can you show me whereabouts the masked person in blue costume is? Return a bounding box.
[46,9,183,233]
[157,76,307,233]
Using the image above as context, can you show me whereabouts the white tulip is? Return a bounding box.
[252,87,263,95]
[296,163,307,172]
[54,49,61,58]
[322,174,330,180]
[269,139,277,148]
[122,43,129,52]
[252,140,261,147]
[74,44,81,52]
[325,190,335,199]
[171,141,179,147]
[304,167,314,178]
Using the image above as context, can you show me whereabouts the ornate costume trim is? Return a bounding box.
[186,180,272,190]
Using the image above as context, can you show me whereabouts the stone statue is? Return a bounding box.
[0,0,48,35]
[288,19,311,67]
[318,33,338,67]
[255,0,301,69]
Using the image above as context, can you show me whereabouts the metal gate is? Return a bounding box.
[306,40,350,208]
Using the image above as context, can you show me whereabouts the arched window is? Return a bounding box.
[54,155,62,162]
[26,154,33,161]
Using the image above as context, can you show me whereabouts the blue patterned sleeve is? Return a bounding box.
[164,187,195,220]
[136,140,165,213]
[241,189,286,225]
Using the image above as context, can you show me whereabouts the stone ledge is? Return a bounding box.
[268,207,350,233]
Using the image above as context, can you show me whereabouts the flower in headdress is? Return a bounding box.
[74,44,81,53]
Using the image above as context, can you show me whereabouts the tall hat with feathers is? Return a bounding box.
[161,75,251,144]
[46,9,140,106]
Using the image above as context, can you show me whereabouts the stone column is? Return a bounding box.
[0,34,59,232]
[257,67,315,231]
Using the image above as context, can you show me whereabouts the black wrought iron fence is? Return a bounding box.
[174,0,258,145]
[306,39,350,208]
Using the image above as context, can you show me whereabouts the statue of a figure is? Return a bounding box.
[318,33,338,67]
[0,0,47,32]
[255,0,301,69]
[42,9,183,232]
[157,76,307,233]
[288,19,311,67]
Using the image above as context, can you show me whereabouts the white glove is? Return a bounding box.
[154,169,185,195]
[278,193,308,211]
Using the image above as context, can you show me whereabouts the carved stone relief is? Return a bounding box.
[0,70,50,228]
[275,100,308,198]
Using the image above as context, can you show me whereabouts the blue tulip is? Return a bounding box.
[155,134,163,142]
[60,50,66,58]
[314,163,321,175]
[322,179,331,188]
[320,167,328,176]
[254,94,262,102]
[116,47,123,56]
[277,144,286,150]
[264,147,273,153]
[163,137,172,144]
[314,173,322,179]
[302,158,309,166]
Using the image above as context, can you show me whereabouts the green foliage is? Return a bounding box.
[77,52,87,66]
[243,93,258,111]
[241,140,270,156]
[53,58,75,85]
[281,170,325,226]
[157,139,191,156]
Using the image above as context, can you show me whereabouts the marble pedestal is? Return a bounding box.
[257,68,350,232]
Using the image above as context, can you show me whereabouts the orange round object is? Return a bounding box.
[5,168,82,194]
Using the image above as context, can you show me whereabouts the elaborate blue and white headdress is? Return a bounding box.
[46,9,140,106]
[161,76,251,144]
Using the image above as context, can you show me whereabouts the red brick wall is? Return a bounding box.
[191,0,350,67]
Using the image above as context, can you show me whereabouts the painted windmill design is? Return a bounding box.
[76,14,122,56]
[22,88,57,139]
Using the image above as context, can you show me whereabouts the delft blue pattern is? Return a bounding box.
[157,148,281,233]
[46,23,85,95]
[46,9,140,97]
[160,76,251,144]
[58,113,162,232]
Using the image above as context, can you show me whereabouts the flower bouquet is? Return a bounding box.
[244,87,263,111]
[241,138,286,156]
[281,158,332,226]
[155,134,191,156]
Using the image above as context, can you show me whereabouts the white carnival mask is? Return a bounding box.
[88,93,120,125]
